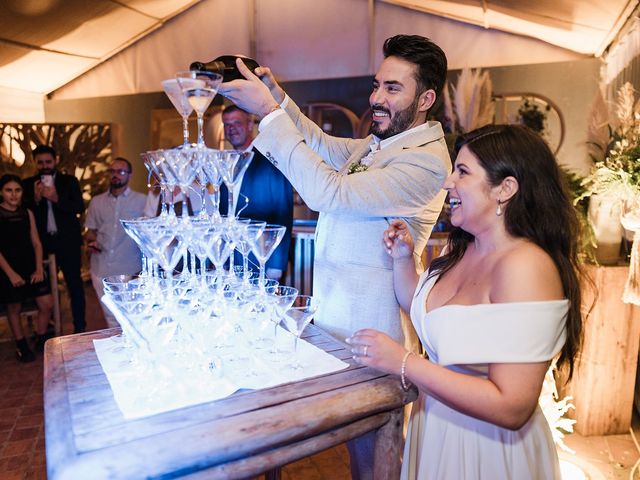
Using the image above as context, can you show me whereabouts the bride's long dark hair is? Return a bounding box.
[429,124,584,379]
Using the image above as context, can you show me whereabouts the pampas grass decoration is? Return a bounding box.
[586,84,611,162]
[442,80,455,133]
[450,68,495,133]
[616,82,637,137]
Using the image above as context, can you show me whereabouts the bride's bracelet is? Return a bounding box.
[401,351,414,391]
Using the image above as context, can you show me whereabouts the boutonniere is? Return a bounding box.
[347,162,369,175]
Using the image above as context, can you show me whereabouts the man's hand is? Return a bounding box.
[254,66,285,104]
[34,180,44,203]
[85,229,101,255]
[40,183,59,203]
[86,241,102,255]
[218,59,280,119]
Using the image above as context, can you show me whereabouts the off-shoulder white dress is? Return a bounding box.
[401,272,568,480]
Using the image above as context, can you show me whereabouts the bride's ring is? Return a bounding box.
[363,345,369,357]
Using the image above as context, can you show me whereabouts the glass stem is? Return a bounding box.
[227,185,235,218]
[160,186,168,217]
[258,260,266,290]
[199,185,208,217]
[168,187,176,217]
[197,113,205,145]
[182,116,190,146]
[211,186,220,219]
[141,254,147,277]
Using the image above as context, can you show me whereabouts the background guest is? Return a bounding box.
[0,174,54,362]
[220,105,293,281]
[23,145,86,334]
[85,157,146,328]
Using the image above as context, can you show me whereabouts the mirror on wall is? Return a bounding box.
[493,93,565,155]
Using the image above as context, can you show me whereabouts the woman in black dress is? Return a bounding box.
[0,174,53,362]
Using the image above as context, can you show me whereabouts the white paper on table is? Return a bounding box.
[94,296,349,419]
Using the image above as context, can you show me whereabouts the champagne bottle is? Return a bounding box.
[190,55,259,82]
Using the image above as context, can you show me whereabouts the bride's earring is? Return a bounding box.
[496,200,503,216]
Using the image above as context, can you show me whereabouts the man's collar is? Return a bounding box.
[375,122,434,150]
[109,186,131,198]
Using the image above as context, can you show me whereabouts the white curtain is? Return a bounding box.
[603,16,640,99]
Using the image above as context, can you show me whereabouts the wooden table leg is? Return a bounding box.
[265,468,281,480]
[373,407,404,480]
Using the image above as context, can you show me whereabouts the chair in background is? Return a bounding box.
[422,232,449,270]
[285,220,316,296]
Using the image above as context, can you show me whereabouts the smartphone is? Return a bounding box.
[41,174,54,187]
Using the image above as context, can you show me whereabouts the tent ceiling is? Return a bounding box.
[0,0,199,94]
[0,0,635,102]
[382,0,635,55]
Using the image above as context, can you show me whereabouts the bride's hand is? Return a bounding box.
[346,328,408,375]
[383,219,414,259]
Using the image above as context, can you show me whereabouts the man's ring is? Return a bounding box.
[363,345,369,357]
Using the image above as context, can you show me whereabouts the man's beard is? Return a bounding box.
[38,168,55,176]
[110,179,127,189]
[369,95,420,140]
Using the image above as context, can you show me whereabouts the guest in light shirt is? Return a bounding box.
[85,157,146,328]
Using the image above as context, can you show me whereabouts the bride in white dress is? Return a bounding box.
[347,124,585,479]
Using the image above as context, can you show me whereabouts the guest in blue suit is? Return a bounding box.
[219,105,294,281]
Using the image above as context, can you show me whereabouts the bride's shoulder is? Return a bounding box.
[491,241,563,302]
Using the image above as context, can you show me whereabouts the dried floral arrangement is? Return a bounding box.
[580,82,640,201]
[443,68,495,134]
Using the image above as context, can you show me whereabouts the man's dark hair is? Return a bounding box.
[383,34,448,100]
[32,144,57,159]
[222,104,250,116]
[114,157,133,173]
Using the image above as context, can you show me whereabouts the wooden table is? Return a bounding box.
[44,325,417,479]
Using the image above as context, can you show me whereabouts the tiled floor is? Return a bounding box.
[0,281,638,479]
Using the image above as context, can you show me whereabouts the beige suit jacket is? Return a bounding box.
[254,99,451,346]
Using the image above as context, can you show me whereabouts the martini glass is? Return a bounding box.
[267,286,298,357]
[206,225,235,278]
[281,295,320,369]
[162,78,203,146]
[176,70,222,146]
[216,150,254,219]
[200,154,222,220]
[165,147,203,218]
[247,224,287,287]
[142,150,180,217]
[233,219,266,278]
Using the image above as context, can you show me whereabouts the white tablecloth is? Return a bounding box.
[94,298,349,419]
